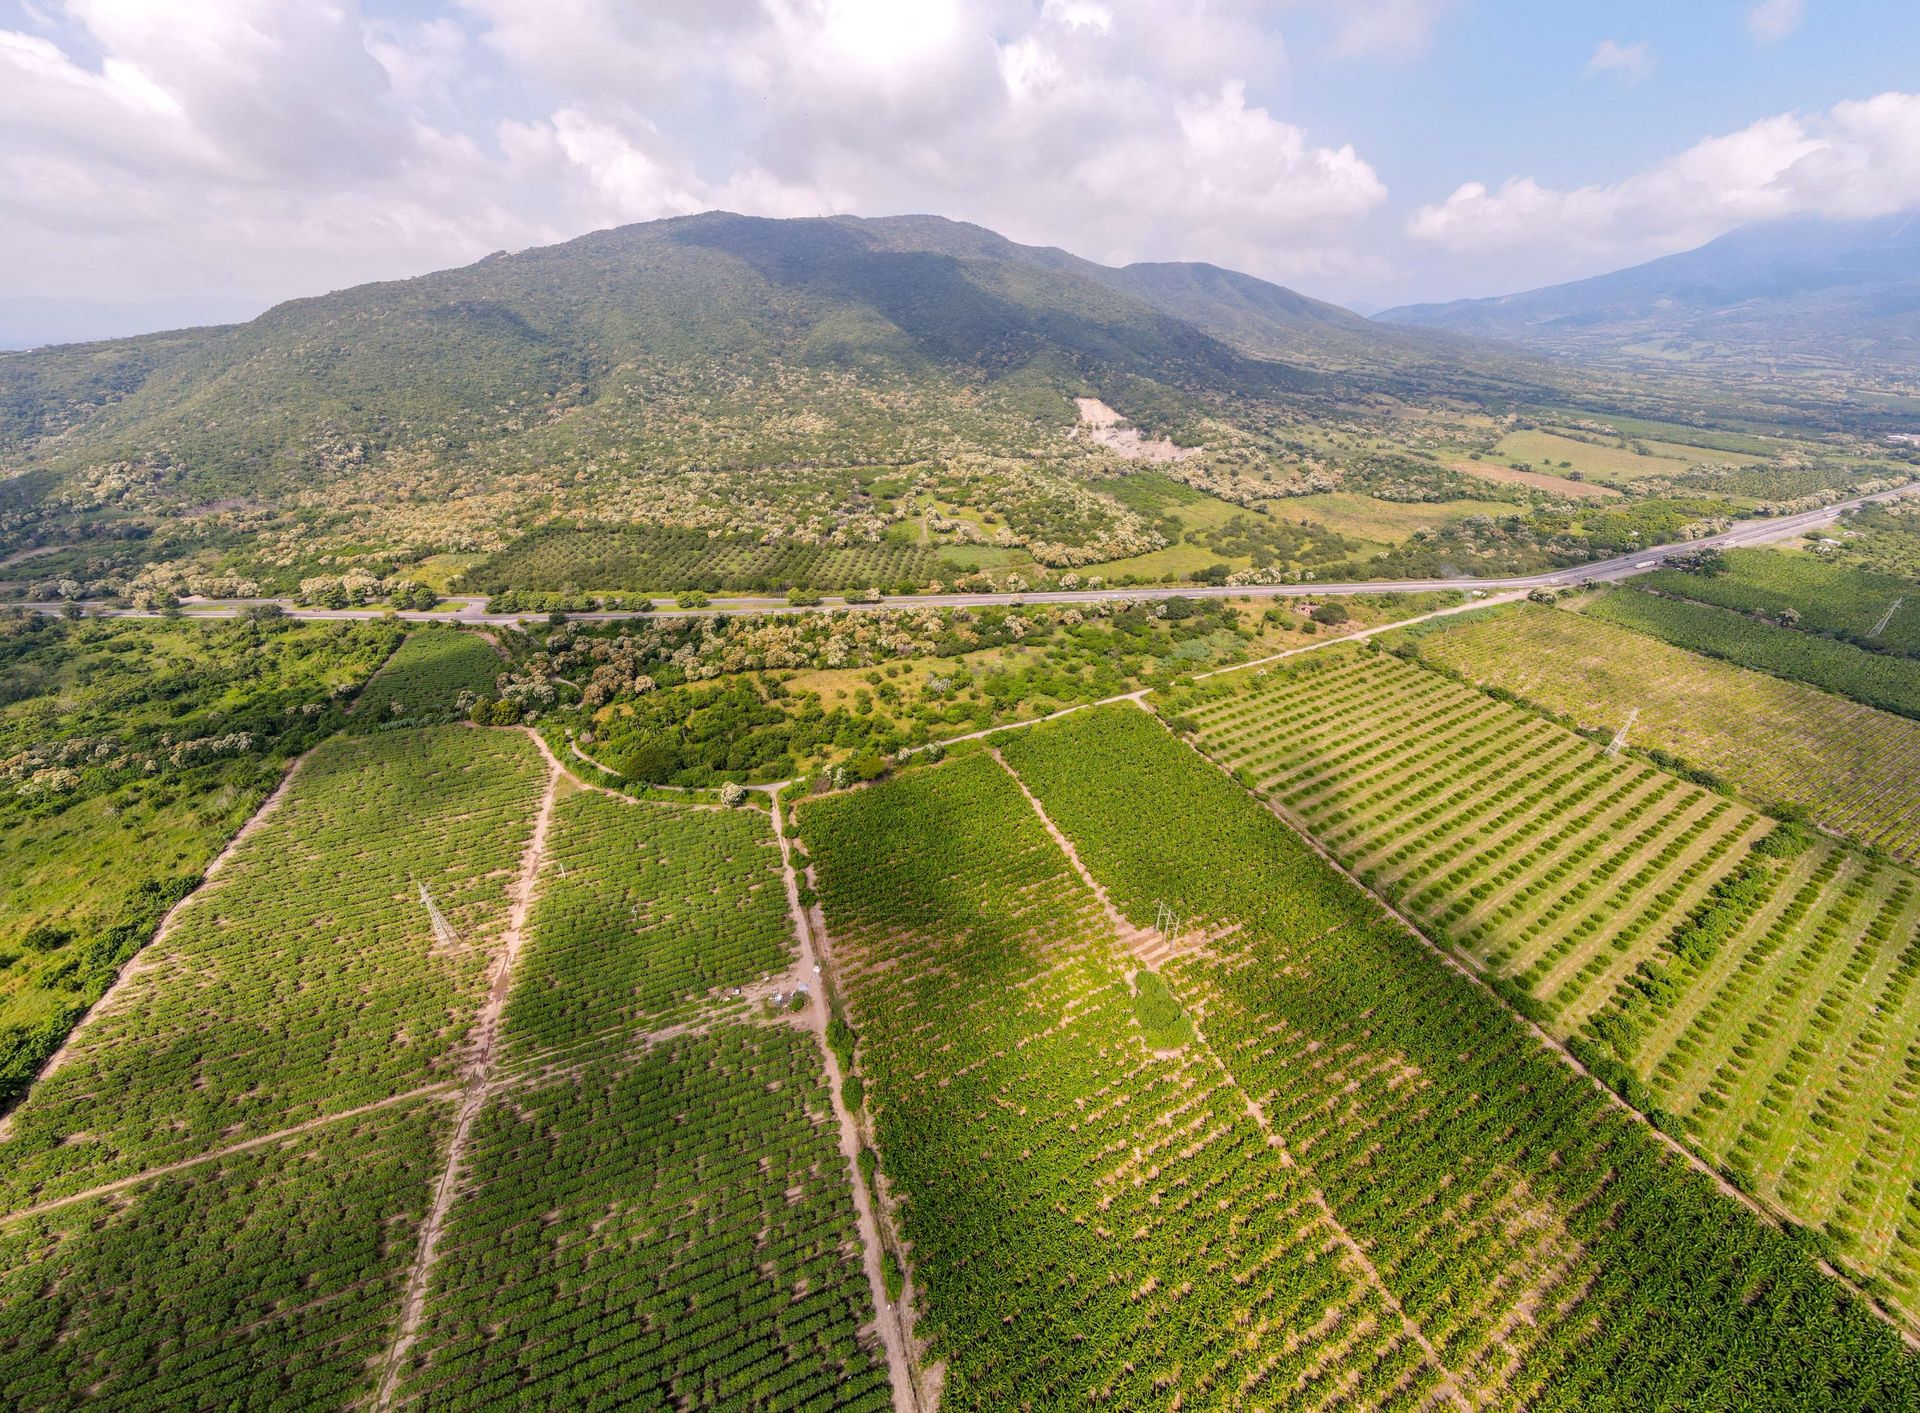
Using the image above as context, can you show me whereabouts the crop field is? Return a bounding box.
[0,725,548,1208]
[0,723,894,1410]
[355,629,503,724]
[0,1099,450,1412]
[800,753,1449,1411]
[461,525,956,595]
[501,789,794,1058]
[1635,550,1920,657]
[1581,588,1920,719]
[1415,605,1920,861]
[392,1026,887,1412]
[997,706,1920,1404]
[1182,648,1920,1309]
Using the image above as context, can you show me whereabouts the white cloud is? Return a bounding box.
[1748,0,1804,43]
[462,0,1376,285]
[1306,0,1458,60]
[1409,91,1920,263]
[1587,39,1653,84]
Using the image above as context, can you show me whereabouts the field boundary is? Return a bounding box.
[0,1081,462,1228]
[1153,699,1920,1348]
[0,748,313,1139]
[993,747,1476,1409]
[373,736,562,1408]
[771,797,929,1413]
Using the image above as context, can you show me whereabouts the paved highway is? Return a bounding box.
[17,484,1914,626]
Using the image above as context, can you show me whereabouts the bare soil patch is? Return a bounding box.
[1072,396,1198,463]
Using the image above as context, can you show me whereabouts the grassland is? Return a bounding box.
[1581,588,1920,719]
[1491,429,1688,481]
[1414,605,1920,861]
[1275,490,1516,547]
[993,707,1920,1403]
[1178,646,1920,1310]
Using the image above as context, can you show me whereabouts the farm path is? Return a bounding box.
[993,748,1477,1412]
[374,735,562,1408]
[988,748,1158,959]
[0,1080,462,1228]
[1158,708,1920,1351]
[0,749,313,1141]
[770,794,929,1413]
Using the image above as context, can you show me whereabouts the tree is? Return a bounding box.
[720,780,748,807]
[1310,602,1350,626]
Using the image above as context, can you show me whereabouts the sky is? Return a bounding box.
[1,0,1917,341]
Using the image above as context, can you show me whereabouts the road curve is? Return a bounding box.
[18,485,1913,627]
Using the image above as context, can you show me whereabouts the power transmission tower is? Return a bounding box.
[1605,707,1638,759]
[1870,597,1903,639]
[1154,899,1181,949]
[418,882,461,949]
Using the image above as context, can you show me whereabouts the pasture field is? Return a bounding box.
[1635,549,1920,657]
[501,788,794,1058]
[1275,490,1515,546]
[0,725,548,1208]
[1491,429,1685,481]
[1580,588,1920,719]
[800,754,1447,1411]
[1452,461,1621,499]
[354,628,504,724]
[462,525,956,596]
[393,1026,887,1412]
[1414,605,1920,862]
[1180,648,1920,1309]
[0,1099,451,1412]
[998,707,1920,1401]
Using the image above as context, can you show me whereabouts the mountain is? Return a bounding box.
[1378,212,1920,374]
[0,211,1549,511]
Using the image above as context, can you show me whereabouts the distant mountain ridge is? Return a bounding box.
[1378,212,1920,374]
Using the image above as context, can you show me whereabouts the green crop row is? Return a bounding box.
[998,705,1920,1406]
[1418,605,1920,862]
[0,726,547,1208]
[394,1026,885,1412]
[1182,646,1920,1312]
[352,629,503,727]
[461,525,957,595]
[1636,548,1920,658]
[501,790,794,1060]
[1586,588,1920,720]
[798,754,1437,1410]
